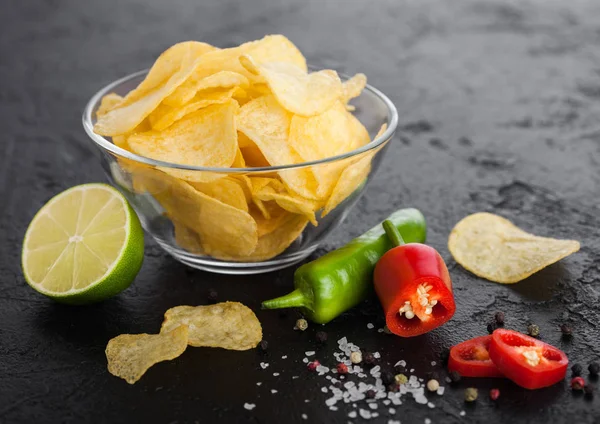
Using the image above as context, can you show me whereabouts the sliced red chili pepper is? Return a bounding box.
[489,329,568,389]
[374,221,456,337]
[448,335,504,378]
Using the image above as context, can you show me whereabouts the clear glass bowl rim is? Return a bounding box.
[82,67,398,173]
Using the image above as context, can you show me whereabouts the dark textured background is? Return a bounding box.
[1,0,600,423]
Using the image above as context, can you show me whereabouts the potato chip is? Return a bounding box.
[128,101,238,182]
[322,124,386,216]
[250,203,292,237]
[106,326,189,384]
[148,86,241,131]
[96,93,123,118]
[237,95,318,197]
[253,180,319,225]
[342,73,367,104]
[132,168,258,257]
[190,177,249,212]
[448,212,580,284]
[161,302,262,350]
[94,42,215,136]
[240,56,342,116]
[173,221,205,254]
[163,71,249,107]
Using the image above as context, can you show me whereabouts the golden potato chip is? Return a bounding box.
[342,73,367,103]
[173,221,204,254]
[253,180,319,225]
[94,42,215,136]
[163,71,249,107]
[128,101,238,182]
[231,148,246,168]
[96,93,123,118]
[250,203,292,237]
[148,86,241,131]
[190,177,249,212]
[237,95,318,198]
[106,326,189,384]
[161,302,262,350]
[448,212,580,284]
[132,168,258,257]
[240,56,342,116]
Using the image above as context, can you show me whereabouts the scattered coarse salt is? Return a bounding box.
[321,387,328,393]
[256,382,262,386]
[260,362,269,369]
[437,387,445,395]
[368,403,377,410]
[329,406,338,411]
[370,365,381,376]
[301,414,307,420]
[410,368,415,373]
[367,323,375,329]
[305,351,315,357]
[273,372,280,376]
[383,400,391,406]
[373,352,381,359]
[389,408,396,414]
[359,409,372,419]
[271,389,278,394]
[358,373,367,378]
[389,421,401,424]
[282,355,288,359]
[302,358,309,363]
[427,402,435,408]
[431,361,436,366]
[292,376,299,379]
[460,411,466,416]
[348,411,357,418]
[305,399,310,403]
[394,360,406,368]
[243,403,256,410]
[425,419,431,424]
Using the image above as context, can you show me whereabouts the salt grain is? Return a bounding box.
[256,382,262,386]
[348,411,357,418]
[329,406,338,411]
[394,360,406,368]
[322,387,328,393]
[305,351,315,357]
[273,372,280,376]
[303,358,309,363]
[378,328,384,333]
[389,408,396,414]
[427,402,435,408]
[389,421,401,424]
[301,414,307,420]
[460,411,466,416]
[282,355,288,359]
[305,399,310,403]
[359,409,372,419]
[367,323,375,329]
[243,403,256,410]
[425,419,431,424]
[383,400,391,406]
[437,387,445,395]
[292,376,299,379]
[260,362,269,369]
[271,389,278,394]
[368,403,377,410]
[373,352,381,359]
[431,361,436,366]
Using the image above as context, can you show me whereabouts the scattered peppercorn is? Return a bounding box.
[395,374,408,385]
[464,388,478,402]
[350,351,363,364]
[449,370,462,384]
[387,384,399,393]
[527,324,540,337]
[489,388,500,401]
[494,311,505,326]
[259,340,268,351]
[426,379,440,392]
[333,381,343,389]
[363,352,376,366]
[381,370,395,385]
[294,318,308,331]
[571,363,583,377]
[487,322,497,334]
[584,384,595,399]
[560,324,572,338]
[207,289,218,303]
[571,377,585,391]
[366,389,376,399]
[307,360,320,372]
[315,331,328,343]
[336,363,349,375]
[589,362,600,377]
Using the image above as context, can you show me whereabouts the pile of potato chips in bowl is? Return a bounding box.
[83,35,398,273]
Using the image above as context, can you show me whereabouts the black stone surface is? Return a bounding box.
[1,0,599,423]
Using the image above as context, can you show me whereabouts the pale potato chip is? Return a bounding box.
[342,73,367,103]
[231,148,246,168]
[322,124,386,216]
[106,326,189,384]
[94,42,215,136]
[250,203,292,238]
[96,93,123,118]
[237,95,318,197]
[148,86,241,131]
[132,168,258,257]
[190,177,249,212]
[128,101,238,182]
[253,180,319,225]
[448,212,580,284]
[163,70,249,107]
[173,220,204,254]
[240,56,342,116]
[161,302,262,350]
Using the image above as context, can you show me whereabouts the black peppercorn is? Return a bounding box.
[494,312,505,326]
[387,384,399,393]
[487,322,497,334]
[571,363,583,377]
[333,381,343,388]
[381,370,395,386]
[584,384,595,399]
[589,362,600,377]
[315,331,328,343]
[366,389,376,399]
[259,340,268,351]
[207,289,218,303]
[560,324,572,337]
[363,352,376,366]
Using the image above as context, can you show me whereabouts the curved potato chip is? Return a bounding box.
[448,212,580,284]
[132,168,258,257]
[161,302,262,350]
[190,177,249,212]
[128,101,238,182]
[173,220,205,254]
[163,71,249,107]
[250,203,292,238]
[106,326,189,384]
[237,95,318,198]
[253,182,319,226]
[96,93,123,118]
[94,42,216,136]
[148,87,241,131]
[342,73,367,103]
[240,56,342,116]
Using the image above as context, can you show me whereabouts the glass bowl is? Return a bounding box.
[82,69,398,274]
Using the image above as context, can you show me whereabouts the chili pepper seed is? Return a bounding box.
[315,331,328,343]
[464,388,478,402]
[571,377,585,391]
[489,388,500,401]
[350,351,362,364]
[426,379,440,392]
[307,360,320,372]
[589,362,600,377]
[295,318,308,331]
[571,364,583,377]
[336,363,349,374]
[527,324,540,337]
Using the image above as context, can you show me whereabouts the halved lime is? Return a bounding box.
[22,183,144,304]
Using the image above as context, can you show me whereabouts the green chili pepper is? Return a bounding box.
[261,208,427,324]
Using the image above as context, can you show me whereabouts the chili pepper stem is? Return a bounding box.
[261,289,306,310]
[382,220,405,247]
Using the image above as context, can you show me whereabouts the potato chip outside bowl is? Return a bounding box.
[82,68,398,274]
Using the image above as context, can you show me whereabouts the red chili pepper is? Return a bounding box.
[489,329,568,390]
[448,335,504,378]
[373,220,456,337]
